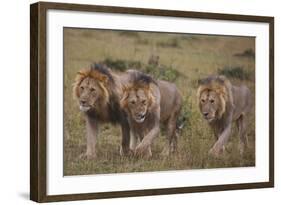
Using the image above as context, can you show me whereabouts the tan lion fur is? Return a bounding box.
[197,75,252,157]
[121,70,182,157]
[73,63,131,159]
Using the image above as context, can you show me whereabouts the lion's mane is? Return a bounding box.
[120,70,158,113]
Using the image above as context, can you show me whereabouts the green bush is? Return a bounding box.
[103,58,142,71]
[177,95,192,131]
[218,66,252,80]
[143,65,180,82]
[234,48,255,59]
[103,58,181,82]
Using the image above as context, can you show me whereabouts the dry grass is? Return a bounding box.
[63,28,255,176]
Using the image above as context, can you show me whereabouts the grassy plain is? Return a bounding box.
[63,28,255,175]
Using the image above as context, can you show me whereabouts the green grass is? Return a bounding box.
[63,29,255,176]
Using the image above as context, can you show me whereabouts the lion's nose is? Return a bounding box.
[203,112,209,117]
[137,114,145,118]
[80,100,86,105]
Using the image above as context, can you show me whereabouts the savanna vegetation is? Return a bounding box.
[63,28,255,176]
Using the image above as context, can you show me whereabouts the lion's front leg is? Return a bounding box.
[135,108,161,157]
[135,143,153,158]
[135,126,160,157]
[209,124,231,157]
[120,120,131,156]
[80,116,98,160]
[129,131,138,151]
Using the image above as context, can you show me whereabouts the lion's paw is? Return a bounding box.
[208,146,224,158]
[119,146,132,157]
[161,147,170,157]
[238,142,246,156]
[79,152,96,160]
[134,143,152,158]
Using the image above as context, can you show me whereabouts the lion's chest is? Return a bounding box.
[129,114,156,139]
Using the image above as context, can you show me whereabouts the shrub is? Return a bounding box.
[103,58,181,82]
[218,66,251,80]
[143,65,180,82]
[177,95,192,131]
[234,48,255,59]
[103,58,127,71]
[103,58,142,71]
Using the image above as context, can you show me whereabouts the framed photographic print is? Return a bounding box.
[30,1,274,202]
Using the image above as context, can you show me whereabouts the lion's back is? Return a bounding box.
[157,80,182,121]
[232,85,252,119]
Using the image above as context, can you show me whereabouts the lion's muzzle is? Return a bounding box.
[202,112,216,122]
[134,113,146,123]
[79,100,91,112]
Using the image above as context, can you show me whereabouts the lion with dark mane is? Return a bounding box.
[120,70,182,157]
[73,63,131,159]
[197,75,252,157]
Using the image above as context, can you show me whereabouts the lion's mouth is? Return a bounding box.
[79,105,91,112]
[207,118,215,123]
[134,114,146,123]
[204,116,215,123]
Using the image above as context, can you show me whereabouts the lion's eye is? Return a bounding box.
[142,100,147,105]
[90,88,96,92]
[210,99,215,103]
[201,99,205,103]
[130,101,136,105]
[80,86,84,90]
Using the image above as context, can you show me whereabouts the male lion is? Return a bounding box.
[73,63,131,159]
[121,70,182,157]
[197,75,252,157]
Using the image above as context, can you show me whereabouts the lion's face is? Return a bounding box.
[77,77,105,112]
[199,90,223,122]
[125,89,149,123]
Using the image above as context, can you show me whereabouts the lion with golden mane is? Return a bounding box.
[197,75,252,157]
[73,63,131,159]
[120,70,182,157]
